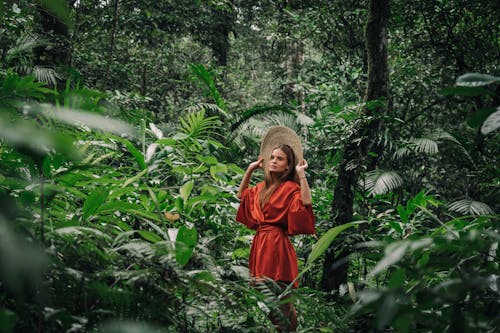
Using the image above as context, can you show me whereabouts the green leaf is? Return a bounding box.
[481,108,500,135]
[197,155,218,165]
[365,170,403,196]
[37,0,72,27]
[467,107,496,128]
[397,204,409,223]
[388,221,403,233]
[439,86,492,96]
[448,198,495,216]
[456,73,500,87]
[308,221,363,264]
[189,270,216,282]
[388,268,405,288]
[369,242,409,276]
[83,188,109,220]
[137,230,162,243]
[175,225,197,267]
[417,251,430,268]
[210,163,228,180]
[121,169,148,188]
[0,309,16,333]
[180,181,194,204]
[114,137,146,170]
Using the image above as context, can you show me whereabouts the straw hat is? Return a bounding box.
[260,126,303,168]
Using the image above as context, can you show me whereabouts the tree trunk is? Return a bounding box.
[282,39,305,108]
[209,8,235,67]
[34,2,71,85]
[104,0,120,87]
[321,0,391,292]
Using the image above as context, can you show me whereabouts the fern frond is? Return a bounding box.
[392,146,412,160]
[364,169,403,196]
[184,103,229,119]
[448,198,495,216]
[6,35,47,59]
[411,137,439,154]
[29,66,61,85]
[179,109,220,140]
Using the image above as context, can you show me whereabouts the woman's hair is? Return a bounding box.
[260,144,297,208]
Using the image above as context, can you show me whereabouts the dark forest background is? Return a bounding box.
[0,0,498,332]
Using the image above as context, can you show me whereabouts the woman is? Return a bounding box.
[236,127,315,332]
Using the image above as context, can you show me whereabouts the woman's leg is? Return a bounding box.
[268,281,297,332]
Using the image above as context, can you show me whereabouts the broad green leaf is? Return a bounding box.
[397,204,409,223]
[137,230,162,243]
[308,221,363,264]
[39,104,135,137]
[38,0,72,27]
[175,225,197,267]
[467,107,496,128]
[113,137,146,170]
[439,86,491,96]
[55,226,112,241]
[187,270,216,282]
[481,108,500,135]
[369,242,408,276]
[121,168,148,188]
[417,251,430,268]
[197,155,218,165]
[180,181,194,204]
[83,188,109,220]
[388,221,403,233]
[388,268,405,288]
[456,73,500,87]
[210,163,228,180]
[0,309,16,333]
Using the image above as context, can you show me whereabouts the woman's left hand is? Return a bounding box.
[296,159,308,176]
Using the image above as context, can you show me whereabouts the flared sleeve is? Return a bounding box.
[236,186,259,230]
[287,190,315,236]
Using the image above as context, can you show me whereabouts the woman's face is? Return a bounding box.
[269,148,289,174]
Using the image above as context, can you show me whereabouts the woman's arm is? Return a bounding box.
[295,159,312,206]
[237,156,263,199]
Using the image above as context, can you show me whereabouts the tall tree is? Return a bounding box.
[321,0,391,291]
[34,0,72,85]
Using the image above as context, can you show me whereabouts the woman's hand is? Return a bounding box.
[248,156,263,171]
[295,159,308,176]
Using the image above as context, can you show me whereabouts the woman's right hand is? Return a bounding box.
[248,156,263,171]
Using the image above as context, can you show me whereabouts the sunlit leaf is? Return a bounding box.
[365,170,403,196]
[369,242,408,276]
[37,104,135,137]
[137,230,162,243]
[481,108,500,135]
[448,198,495,216]
[180,180,194,204]
[176,225,197,267]
[308,221,363,264]
[83,188,109,220]
[456,73,500,87]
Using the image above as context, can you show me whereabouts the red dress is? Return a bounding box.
[236,180,315,288]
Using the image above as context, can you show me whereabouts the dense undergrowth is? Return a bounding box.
[1,70,498,332]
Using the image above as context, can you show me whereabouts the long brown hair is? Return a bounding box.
[259,144,297,209]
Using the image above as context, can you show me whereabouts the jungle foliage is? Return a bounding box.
[0,0,498,332]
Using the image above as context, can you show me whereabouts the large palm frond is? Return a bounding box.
[393,129,469,159]
[448,198,495,216]
[363,169,404,196]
